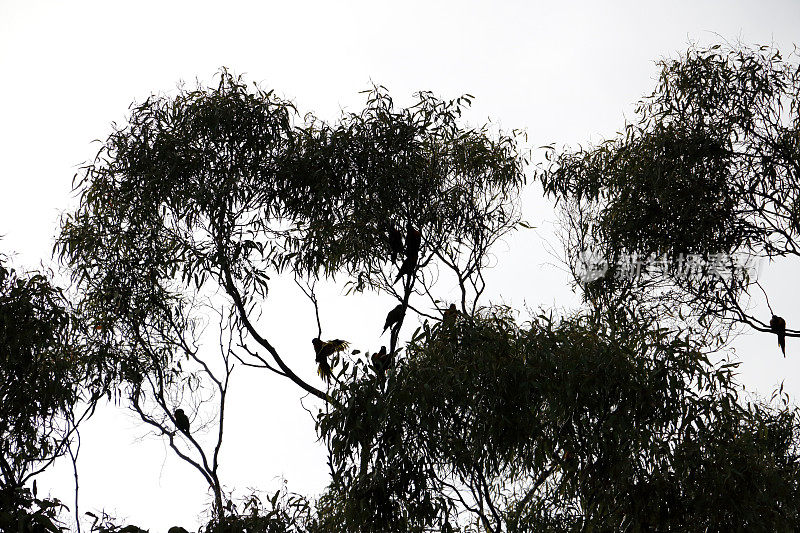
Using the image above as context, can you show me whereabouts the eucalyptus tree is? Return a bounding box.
[56,70,526,520]
[315,307,800,532]
[54,45,800,531]
[539,43,800,348]
[308,42,800,532]
[0,255,96,531]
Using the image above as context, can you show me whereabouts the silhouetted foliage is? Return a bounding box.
[201,490,314,533]
[539,43,800,343]
[36,43,800,531]
[55,69,525,522]
[0,256,92,530]
[317,308,800,531]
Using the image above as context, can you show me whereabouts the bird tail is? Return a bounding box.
[779,335,786,356]
[317,361,332,382]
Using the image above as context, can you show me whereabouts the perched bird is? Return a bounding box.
[405,222,422,258]
[383,304,405,335]
[371,346,391,378]
[386,225,404,263]
[442,303,458,324]
[174,408,190,435]
[312,338,349,381]
[394,224,422,284]
[394,256,415,284]
[770,315,787,356]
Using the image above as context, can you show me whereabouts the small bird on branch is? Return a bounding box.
[386,224,404,263]
[394,223,422,284]
[770,314,787,356]
[383,304,404,335]
[442,303,458,324]
[313,337,349,381]
[174,408,190,435]
[371,346,391,378]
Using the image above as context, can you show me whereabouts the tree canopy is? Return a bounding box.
[539,43,800,342]
[318,309,800,531]
[0,256,95,531]
[2,42,799,532]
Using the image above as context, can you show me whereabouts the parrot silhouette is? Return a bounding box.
[371,346,391,378]
[442,303,458,324]
[770,315,787,356]
[174,408,190,435]
[405,223,422,258]
[394,224,421,283]
[386,225,404,263]
[313,338,349,381]
[383,304,404,335]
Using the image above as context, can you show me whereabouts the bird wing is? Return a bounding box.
[324,339,350,353]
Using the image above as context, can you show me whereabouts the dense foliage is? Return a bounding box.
[2,42,798,531]
[0,257,90,531]
[539,44,800,339]
[318,309,800,531]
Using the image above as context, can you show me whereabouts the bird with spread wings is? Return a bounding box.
[312,337,349,382]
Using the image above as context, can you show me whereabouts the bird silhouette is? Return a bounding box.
[394,256,415,283]
[394,223,421,283]
[386,225,404,263]
[383,304,404,335]
[313,338,349,381]
[405,222,422,257]
[770,315,787,356]
[174,408,190,435]
[442,303,458,324]
[371,346,391,378]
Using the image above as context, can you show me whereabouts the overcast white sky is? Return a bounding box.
[2,1,800,530]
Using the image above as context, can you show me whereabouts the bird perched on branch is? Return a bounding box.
[386,224,404,263]
[405,222,421,257]
[394,223,422,283]
[174,408,190,435]
[371,346,391,378]
[383,304,404,335]
[442,303,458,324]
[770,314,787,356]
[312,337,349,381]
